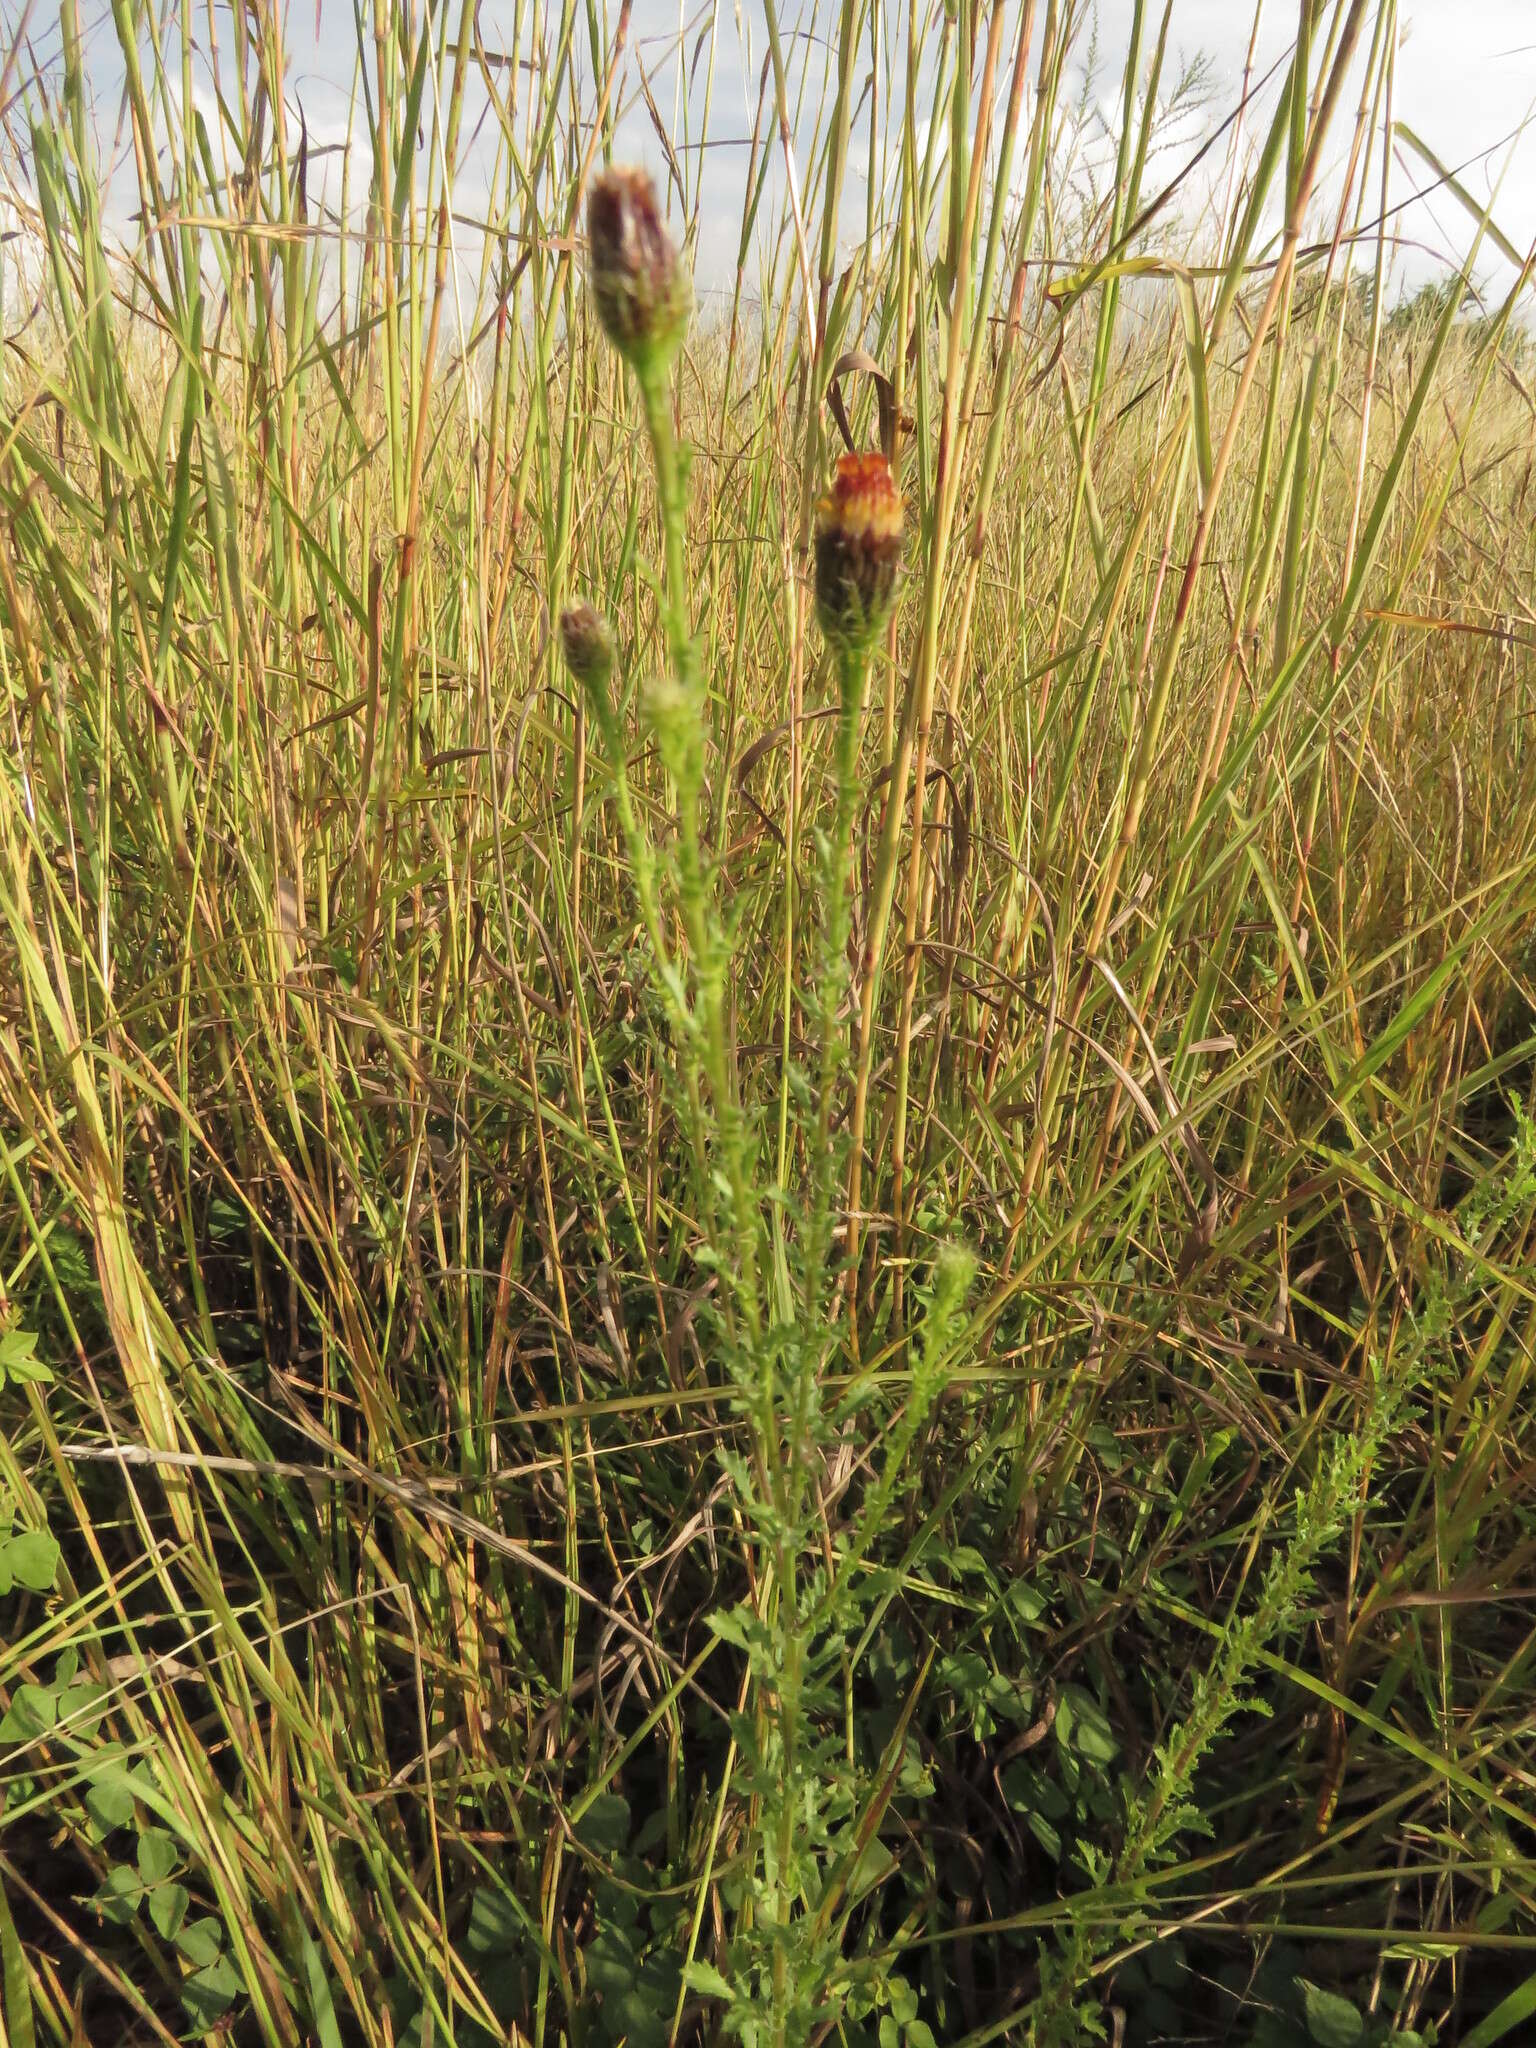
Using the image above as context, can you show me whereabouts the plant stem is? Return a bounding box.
[804,644,870,1297]
[637,358,765,1352]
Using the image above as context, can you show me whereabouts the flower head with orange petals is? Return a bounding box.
[814,452,904,653]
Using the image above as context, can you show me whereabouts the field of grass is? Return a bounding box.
[0,0,1534,2042]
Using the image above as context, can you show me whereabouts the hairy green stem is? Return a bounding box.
[638,359,764,1353]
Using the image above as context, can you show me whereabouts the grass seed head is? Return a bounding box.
[815,451,904,654]
[586,166,691,376]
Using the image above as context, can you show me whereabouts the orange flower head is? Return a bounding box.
[814,452,903,652]
[586,166,691,373]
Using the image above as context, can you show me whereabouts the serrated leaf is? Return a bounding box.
[1299,1979,1364,2048]
[684,1959,735,2001]
[705,1604,751,1649]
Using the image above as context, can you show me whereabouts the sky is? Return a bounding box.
[11,1,1536,319]
[1142,0,1536,298]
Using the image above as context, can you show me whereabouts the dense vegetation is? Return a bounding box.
[0,1,1533,2043]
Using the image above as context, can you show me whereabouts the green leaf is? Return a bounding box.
[0,1872,35,2048]
[94,1863,145,1927]
[0,1329,51,1386]
[154,299,204,683]
[148,1882,189,1940]
[848,1838,897,1902]
[888,1977,918,2025]
[612,1986,669,2048]
[0,1685,57,1743]
[704,1604,751,1650]
[299,1928,346,2048]
[1299,1979,1364,2048]
[584,1924,635,2000]
[57,1681,108,1737]
[1025,1810,1062,1861]
[1173,269,1212,499]
[684,1960,735,2001]
[84,1769,137,1834]
[1394,125,1526,272]
[1461,1971,1536,2048]
[576,1791,631,1854]
[464,1885,523,1958]
[1060,1685,1120,1766]
[173,1917,224,1969]
[137,1828,179,1886]
[4,1532,58,1593]
[389,23,435,237]
[1246,2017,1307,2048]
[181,1953,242,2031]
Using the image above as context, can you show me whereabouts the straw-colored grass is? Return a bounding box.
[0,1,1533,2042]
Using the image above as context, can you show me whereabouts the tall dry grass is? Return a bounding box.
[0,0,1533,2043]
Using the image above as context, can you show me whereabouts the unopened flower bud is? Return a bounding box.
[559,600,616,698]
[642,670,703,802]
[586,166,691,375]
[814,452,904,653]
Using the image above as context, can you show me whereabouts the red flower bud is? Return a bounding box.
[814,453,904,652]
[586,166,690,374]
[559,600,617,697]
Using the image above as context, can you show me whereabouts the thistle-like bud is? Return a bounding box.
[586,166,691,376]
[559,600,617,699]
[814,452,904,654]
[642,671,704,806]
